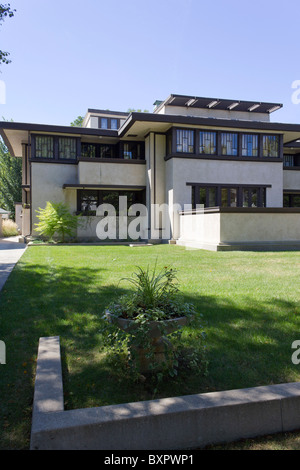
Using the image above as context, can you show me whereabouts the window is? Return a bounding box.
[77,189,146,215]
[100,118,108,129]
[283,193,300,207]
[199,131,216,154]
[81,143,96,159]
[176,129,194,153]
[283,155,294,167]
[263,135,279,157]
[242,134,258,157]
[35,136,54,159]
[99,144,115,159]
[79,190,99,213]
[123,142,144,160]
[33,135,77,160]
[58,137,77,159]
[190,184,267,208]
[111,119,118,130]
[221,133,238,156]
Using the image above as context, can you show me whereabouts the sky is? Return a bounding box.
[1,0,300,126]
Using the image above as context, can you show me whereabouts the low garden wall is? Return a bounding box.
[30,336,300,450]
[178,207,300,251]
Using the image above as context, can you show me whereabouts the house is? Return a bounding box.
[2,93,300,250]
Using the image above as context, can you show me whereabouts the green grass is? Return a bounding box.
[1,244,300,449]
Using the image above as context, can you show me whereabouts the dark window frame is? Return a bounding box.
[167,128,283,160]
[199,130,217,155]
[220,132,238,156]
[262,134,280,158]
[189,183,268,209]
[31,134,80,161]
[99,117,121,130]
[77,188,146,215]
[175,128,195,154]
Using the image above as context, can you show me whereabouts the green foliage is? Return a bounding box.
[70,115,84,127]
[35,201,80,242]
[127,108,149,113]
[102,264,207,387]
[0,138,21,218]
[0,4,16,65]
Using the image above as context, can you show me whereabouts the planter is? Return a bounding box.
[105,311,189,372]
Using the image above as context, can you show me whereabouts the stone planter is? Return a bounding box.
[105,311,189,372]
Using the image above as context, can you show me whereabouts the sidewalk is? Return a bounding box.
[0,237,27,292]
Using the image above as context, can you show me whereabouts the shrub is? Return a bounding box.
[35,201,80,242]
[2,219,18,237]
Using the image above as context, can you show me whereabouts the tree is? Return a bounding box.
[0,4,16,65]
[70,115,83,127]
[0,137,21,218]
[35,201,80,242]
[127,108,149,113]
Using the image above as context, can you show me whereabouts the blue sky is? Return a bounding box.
[1,0,300,125]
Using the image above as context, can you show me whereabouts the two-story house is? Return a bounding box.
[2,93,300,250]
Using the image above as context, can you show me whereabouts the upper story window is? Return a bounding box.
[100,118,108,129]
[111,118,118,130]
[123,142,144,160]
[283,154,294,167]
[176,129,194,153]
[80,141,145,160]
[58,137,77,159]
[199,131,216,155]
[221,132,238,156]
[242,134,258,157]
[35,136,54,159]
[33,135,78,160]
[263,135,279,157]
[81,142,116,159]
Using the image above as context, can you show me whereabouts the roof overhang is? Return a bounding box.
[154,94,283,114]
[118,112,300,144]
[0,122,119,157]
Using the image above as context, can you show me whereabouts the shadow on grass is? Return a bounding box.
[1,260,300,448]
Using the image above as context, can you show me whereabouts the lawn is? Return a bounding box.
[1,244,300,449]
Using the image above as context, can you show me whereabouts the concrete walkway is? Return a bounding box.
[0,237,27,292]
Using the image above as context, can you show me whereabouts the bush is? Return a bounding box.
[2,219,18,237]
[35,201,80,242]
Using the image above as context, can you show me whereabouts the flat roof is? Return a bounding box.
[87,109,129,116]
[155,94,283,114]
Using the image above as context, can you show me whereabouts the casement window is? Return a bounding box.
[191,184,267,209]
[221,132,238,156]
[77,189,146,215]
[99,117,120,130]
[283,193,300,207]
[263,135,279,157]
[176,129,194,153]
[111,118,118,130]
[81,143,97,159]
[123,142,144,160]
[33,135,78,160]
[199,131,216,155]
[283,154,295,167]
[58,137,77,160]
[81,143,116,159]
[241,134,258,157]
[35,136,54,159]
[100,118,108,129]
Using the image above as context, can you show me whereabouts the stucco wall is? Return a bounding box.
[283,169,300,190]
[78,161,146,187]
[157,105,271,122]
[178,209,300,249]
[166,157,283,239]
[220,212,300,243]
[31,163,77,233]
